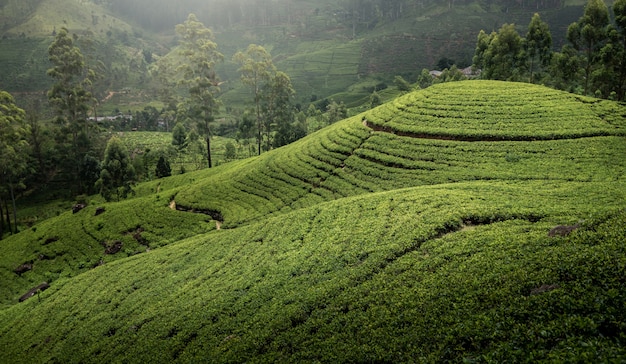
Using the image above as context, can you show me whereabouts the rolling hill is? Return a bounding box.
[0,80,625,362]
[1,0,587,108]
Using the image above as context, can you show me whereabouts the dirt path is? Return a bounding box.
[102,91,116,103]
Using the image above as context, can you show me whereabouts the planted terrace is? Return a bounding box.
[174,80,626,225]
[1,80,625,363]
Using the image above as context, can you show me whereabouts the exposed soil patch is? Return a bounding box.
[124,226,148,246]
[548,223,580,237]
[102,240,123,255]
[171,200,224,227]
[14,263,33,275]
[19,282,50,302]
[41,237,59,246]
[72,203,87,214]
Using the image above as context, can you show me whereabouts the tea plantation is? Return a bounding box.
[1,80,625,362]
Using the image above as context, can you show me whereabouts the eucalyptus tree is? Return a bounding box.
[525,13,553,83]
[472,30,495,76]
[0,91,29,236]
[171,122,188,149]
[567,0,610,95]
[480,24,526,81]
[594,0,626,100]
[176,14,224,168]
[233,44,276,155]
[262,71,301,149]
[150,54,179,131]
[47,27,96,193]
[95,136,136,201]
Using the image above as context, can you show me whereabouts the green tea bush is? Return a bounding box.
[1,80,625,362]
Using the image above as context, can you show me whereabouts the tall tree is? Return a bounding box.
[172,122,188,149]
[262,71,299,149]
[481,24,526,81]
[567,0,610,94]
[472,30,496,73]
[155,156,172,178]
[95,136,136,201]
[233,44,276,155]
[47,27,95,194]
[526,13,553,83]
[176,14,223,168]
[549,45,584,92]
[150,54,179,131]
[0,91,29,236]
[326,100,348,124]
[601,0,626,100]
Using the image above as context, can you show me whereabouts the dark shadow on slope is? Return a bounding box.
[173,202,224,223]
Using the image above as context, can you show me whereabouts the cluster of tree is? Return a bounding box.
[473,0,626,100]
[232,44,305,154]
[0,12,310,237]
[0,91,28,237]
[0,26,143,238]
[149,14,304,167]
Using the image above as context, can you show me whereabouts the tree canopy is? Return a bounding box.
[96,136,136,201]
[176,14,224,168]
[0,90,29,236]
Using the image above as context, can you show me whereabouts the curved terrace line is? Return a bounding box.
[363,119,618,142]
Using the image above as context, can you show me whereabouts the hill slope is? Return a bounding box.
[1,81,625,362]
[1,0,586,106]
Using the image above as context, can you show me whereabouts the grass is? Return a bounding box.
[1,80,625,362]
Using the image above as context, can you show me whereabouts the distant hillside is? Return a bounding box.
[0,81,625,362]
[1,0,588,107]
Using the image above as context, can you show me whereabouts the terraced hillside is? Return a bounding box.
[1,80,625,362]
[173,81,626,225]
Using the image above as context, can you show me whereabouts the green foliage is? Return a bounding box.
[369,90,382,108]
[96,136,136,201]
[393,75,412,92]
[0,183,625,362]
[365,80,626,140]
[0,90,29,236]
[47,27,99,195]
[171,122,187,149]
[175,13,224,168]
[47,27,92,126]
[261,71,297,151]
[526,13,553,83]
[0,91,28,177]
[1,81,626,363]
[224,141,236,161]
[155,156,171,179]
[567,0,610,94]
[233,44,277,155]
[480,23,526,81]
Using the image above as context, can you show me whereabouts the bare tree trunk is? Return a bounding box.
[256,96,262,156]
[206,135,212,168]
[4,195,12,235]
[9,177,18,234]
